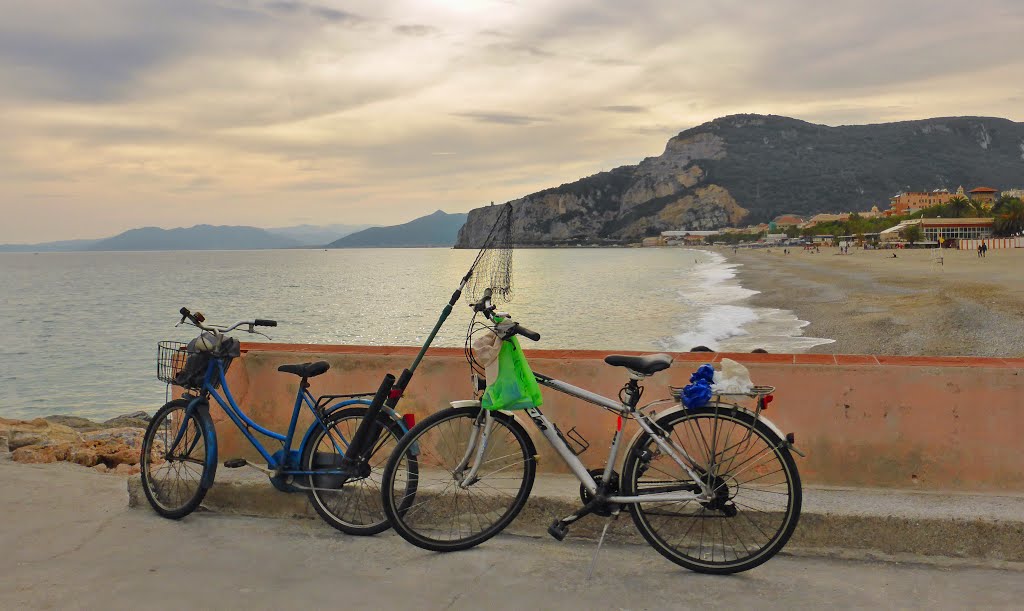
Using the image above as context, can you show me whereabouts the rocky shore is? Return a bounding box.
[0,412,150,475]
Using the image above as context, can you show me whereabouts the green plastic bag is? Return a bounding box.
[481,336,543,411]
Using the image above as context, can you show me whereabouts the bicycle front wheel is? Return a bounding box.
[381,406,536,552]
[140,399,213,519]
[301,406,417,536]
[623,405,801,574]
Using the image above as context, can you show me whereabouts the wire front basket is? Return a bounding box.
[157,341,190,386]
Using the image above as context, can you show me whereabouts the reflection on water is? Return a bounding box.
[0,248,827,419]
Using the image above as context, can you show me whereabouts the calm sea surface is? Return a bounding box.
[0,248,829,420]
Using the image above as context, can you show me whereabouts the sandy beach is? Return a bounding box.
[725,246,1024,357]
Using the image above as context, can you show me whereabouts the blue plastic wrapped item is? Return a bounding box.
[682,380,712,409]
[689,364,715,384]
[682,364,715,409]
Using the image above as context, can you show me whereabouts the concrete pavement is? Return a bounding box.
[4,461,1024,610]
[127,468,1024,563]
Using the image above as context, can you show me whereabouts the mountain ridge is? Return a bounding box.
[456,114,1024,247]
[327,210,467,248]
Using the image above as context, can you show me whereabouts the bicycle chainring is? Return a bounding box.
[580,468,620,517]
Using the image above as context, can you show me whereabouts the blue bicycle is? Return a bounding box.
[140,307,419,535]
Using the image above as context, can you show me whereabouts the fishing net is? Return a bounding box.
[465,203,515,305]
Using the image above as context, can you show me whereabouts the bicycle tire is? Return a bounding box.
[301,406,418,536]
[140,399,214,519]
[623,405,801,574]
[381,406,537,552]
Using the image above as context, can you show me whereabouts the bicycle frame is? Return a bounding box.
[170,356,375,475]
[460,371,714,503]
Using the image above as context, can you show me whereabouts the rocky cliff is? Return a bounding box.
[456,114,1024,247]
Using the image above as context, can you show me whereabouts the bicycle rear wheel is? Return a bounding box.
[381,406,536,552]
[301,406,417,536]
[623,405,801,574]
[140,399,213,519]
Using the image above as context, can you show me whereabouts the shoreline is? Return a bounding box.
[722,246,1024,357]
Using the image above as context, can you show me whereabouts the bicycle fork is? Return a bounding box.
[454,410,495,488]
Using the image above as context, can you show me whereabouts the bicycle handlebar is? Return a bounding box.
[178,307,276,334]
[468,290,540,342]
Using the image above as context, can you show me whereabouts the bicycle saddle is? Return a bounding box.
[277,361,330,378]
[603,353,673,376]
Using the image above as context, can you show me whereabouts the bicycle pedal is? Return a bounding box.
[223,458,248,468]
[547,519,569,542]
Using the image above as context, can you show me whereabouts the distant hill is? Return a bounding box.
[456,114,1024,246]
[327,211,468,248]
[266,223,377,246]
[0,238,101,252]
[87,225,302,251]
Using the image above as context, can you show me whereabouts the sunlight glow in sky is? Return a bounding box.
[1,0,1022,242]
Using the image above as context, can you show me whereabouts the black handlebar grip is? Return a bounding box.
[180,307,191,317]
[254,319,278,327]
[515,324,541,342]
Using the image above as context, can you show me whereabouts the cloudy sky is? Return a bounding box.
[2,0,1022,242]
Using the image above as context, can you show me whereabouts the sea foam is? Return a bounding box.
[665,250,832,353]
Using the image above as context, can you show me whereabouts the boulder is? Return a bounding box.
[43,415,106,431]
[11,427,146,469]
[11,444,62,463]
[101,415,150,429]
[0,418,83,450]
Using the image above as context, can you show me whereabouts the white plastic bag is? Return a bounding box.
[471,329,501,384]
[711,358,753,394]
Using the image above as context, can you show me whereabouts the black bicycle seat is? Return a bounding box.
[277,361,330,378]
[603,354,673,376]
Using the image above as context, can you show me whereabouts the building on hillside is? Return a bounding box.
[641,236,666,247]
[888,190,954,215]
[1001,188,1024,199]
[803,213,850,227]
[862,205,883,219]
[968,187,999,207]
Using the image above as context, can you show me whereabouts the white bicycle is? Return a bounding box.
[381,290,804,574]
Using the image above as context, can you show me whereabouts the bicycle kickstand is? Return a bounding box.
[586,508,620,581]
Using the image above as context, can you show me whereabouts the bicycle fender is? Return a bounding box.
[299,400,418,457]
[629,403,795,455]
[450,400,481,408]
[185,397,218,490]
[448,400,538,462]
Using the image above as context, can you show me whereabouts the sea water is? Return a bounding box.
[0,248,830,419]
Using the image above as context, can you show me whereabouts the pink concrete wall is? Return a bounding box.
[215,344,1024,492]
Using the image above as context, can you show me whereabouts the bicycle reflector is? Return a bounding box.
[763,394,774,409]
[402,413,416,429]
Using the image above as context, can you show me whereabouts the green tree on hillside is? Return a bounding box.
[901,224,922,244]
[994,198,1024,236]
[993,195,1020,215]
[946,196,973,218]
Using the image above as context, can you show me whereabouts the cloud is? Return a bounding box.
[1,0,1023,242]
[394,24,440,37]
[600,105,646,114]
[263,1,362,23]
[454,112,545,126]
